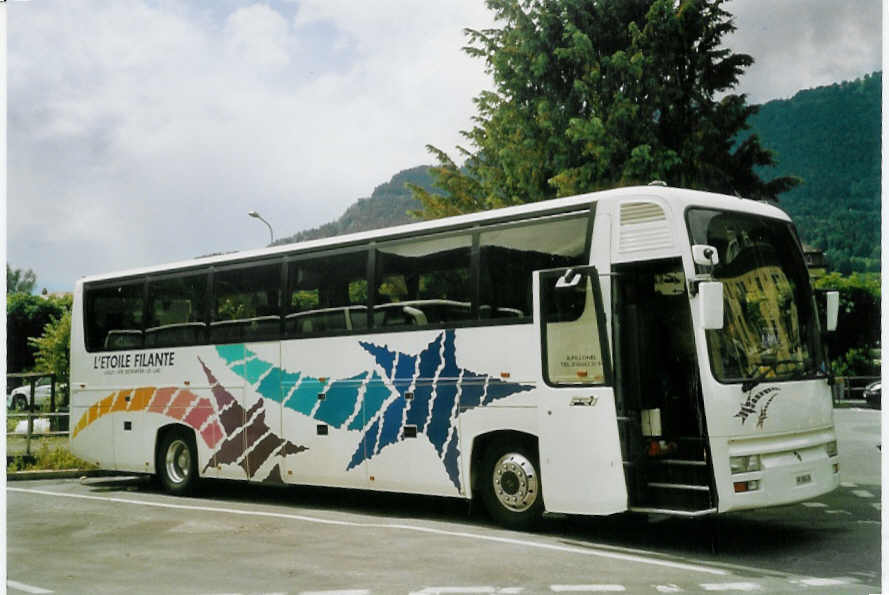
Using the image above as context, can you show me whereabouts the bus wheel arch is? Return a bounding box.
[472,430,543,529]
[155,424,199,496]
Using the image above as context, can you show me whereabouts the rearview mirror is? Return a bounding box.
[825,290,839,332]
[698,281,724,330]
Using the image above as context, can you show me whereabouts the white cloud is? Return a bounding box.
[7,1,494,290]
[224,4,292,70]
[724,0,882,102]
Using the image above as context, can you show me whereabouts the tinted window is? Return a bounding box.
[375,233,473,329]
[212,262,282,343]
[85,281,145,351]
[287,251,368,336]
[146,272,208,347]
[479,213,589,320]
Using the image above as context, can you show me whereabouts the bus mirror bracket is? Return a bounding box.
[555,268,582,289]
[692,244,719,267]
[825,290,839,332]
[697,281,724,330]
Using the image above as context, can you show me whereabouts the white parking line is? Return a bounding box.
[790,577,852,587]
[7,486,730,576]
[7,580,54,594]
[408,589,524,594]
[852,489,874,498]
[699,583,762,592]
[550,586,626,592]
[410,588,496,594]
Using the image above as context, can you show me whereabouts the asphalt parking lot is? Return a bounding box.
[6,408,881,594]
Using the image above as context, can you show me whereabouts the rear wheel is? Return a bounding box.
[157,429,198,496]
[481,441,543,530]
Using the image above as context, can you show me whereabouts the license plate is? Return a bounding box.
[796,473,812,486]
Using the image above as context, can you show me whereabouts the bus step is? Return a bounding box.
[646,459,711,485]
[629,506,717,518]
[647,482,711,492]
[641,483,714,511]
[656,459,707,466]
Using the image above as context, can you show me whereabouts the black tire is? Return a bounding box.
[13,395,28,411]
[481,441,544,530]
[157,428,198,496]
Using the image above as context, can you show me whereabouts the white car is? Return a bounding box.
[7,377,65,410]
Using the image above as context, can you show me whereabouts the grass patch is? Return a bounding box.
[7,440,96,473]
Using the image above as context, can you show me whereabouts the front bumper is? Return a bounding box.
[713,427,840,512]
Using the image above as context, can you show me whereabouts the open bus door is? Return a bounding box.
[612,258,717,515]
[533,267,627,515]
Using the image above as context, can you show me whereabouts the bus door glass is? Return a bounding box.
[534,266,626,515]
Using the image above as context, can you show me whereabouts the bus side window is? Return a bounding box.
[211,262,282,343]
[286,251,368,338]
[85,281,146,352]
[374,232,473,329]
[479,214,589,321]
[145,272,208,347]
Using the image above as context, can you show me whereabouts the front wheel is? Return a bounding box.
[157,429,198,496]
[481,442,543,530]
[12,395,28,411]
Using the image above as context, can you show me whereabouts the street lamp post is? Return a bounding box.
[248,210,275,244]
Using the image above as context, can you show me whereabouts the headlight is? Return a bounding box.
[826,441,838,457]
[730,454,761,474]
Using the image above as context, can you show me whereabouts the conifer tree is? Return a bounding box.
[412,0,798,218]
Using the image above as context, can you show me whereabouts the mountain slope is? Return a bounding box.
[273,165,432,245]
[748,71,881,272]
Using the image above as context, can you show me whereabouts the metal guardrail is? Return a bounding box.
[832,375,880,405]
[7,372,69,457]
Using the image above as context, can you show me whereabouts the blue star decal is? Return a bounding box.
[215,330,534,490]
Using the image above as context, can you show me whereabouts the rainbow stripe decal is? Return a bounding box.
[71,358,308,482]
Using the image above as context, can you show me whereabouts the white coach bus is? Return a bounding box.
[70,185,841,528]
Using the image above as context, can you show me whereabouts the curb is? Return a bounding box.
[834,399,872,409]
[6,469,125,481]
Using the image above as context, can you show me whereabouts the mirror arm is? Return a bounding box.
[555,268,582,289]
[688,274,713,297]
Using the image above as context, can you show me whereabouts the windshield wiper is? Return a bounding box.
[741,359,802,393]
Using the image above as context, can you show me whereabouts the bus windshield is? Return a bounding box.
[687,208,825,383]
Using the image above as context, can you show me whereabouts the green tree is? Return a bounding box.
[813,272,880,376]
[7,293,71,373]
[7,265,37,294]
[413,0,797,218]
[28,310,72,404]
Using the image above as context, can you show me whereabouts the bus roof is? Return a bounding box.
[79,185,790,285]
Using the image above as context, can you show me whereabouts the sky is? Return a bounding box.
[5,0,883,292]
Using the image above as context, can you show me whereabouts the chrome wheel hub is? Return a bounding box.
[492,452,538,512]
[165,439,191,485]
